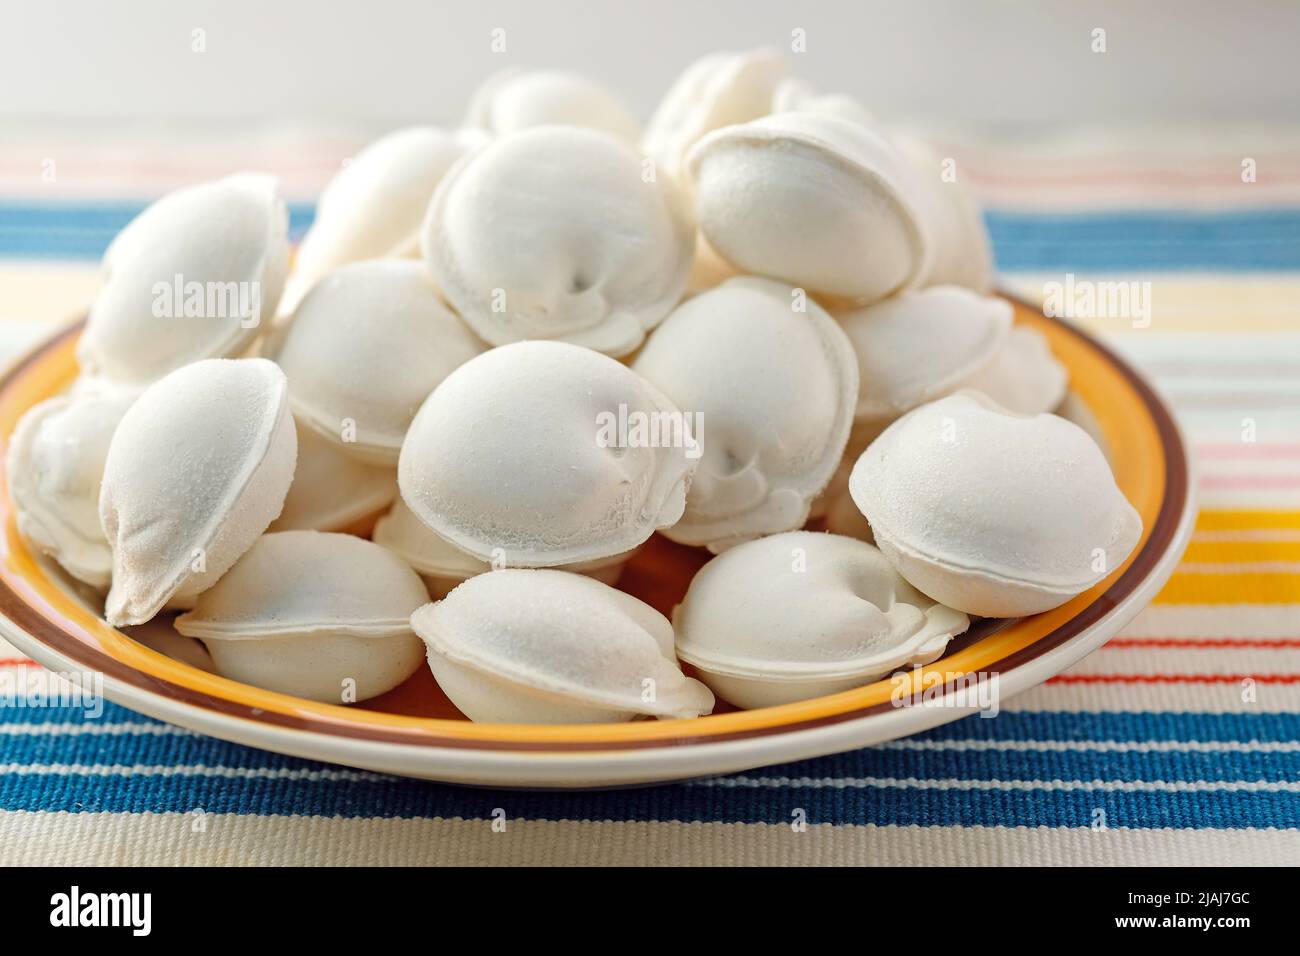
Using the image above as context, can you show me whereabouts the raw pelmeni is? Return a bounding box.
[894,133,995,293]
[465,68,640,142]
[284,127,476,311]
[99,358,297,626]
[372,496,489,598]
[411,569,714,723]
[835,286,1012,455]
[373,496,630,598]
[78,173,289,385]
[959,325,1069,415]
[175,532,427,703]
[422,125,695,357]
[267,419,396,533]
[272,259,483,465]
[6,389,134,588]
[642,48,789,183]
[675,532,968,708]
[632,276,857,551]
[687,112,929,303]
[770,77,878,128]
[849,391,1143,617]
[399,340,697,566]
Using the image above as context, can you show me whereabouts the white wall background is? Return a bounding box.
[2,0,1298,130]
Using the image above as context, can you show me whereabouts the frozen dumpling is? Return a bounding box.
[267,419,396,533]
[6,388,134,588]
[284,127,476,311]
[632,276,857,551]
[687,113,928,303]
[372,496,491,597]
[422,125,695,357]
[959,325,1068,415]
[373,496,632,598]
[675,531,968,708]
[79,173,289,385]
[272,259,484,465]
[399,340,698,567]
[176,531,427,703]
[894,133,995,293]
[465,68,640,142]
[411,569,714,723]
[99,358,296,626]
[834,286,1012,456]
[849,391,1143,617]
[642,48,788,183]
[770,77,878,128]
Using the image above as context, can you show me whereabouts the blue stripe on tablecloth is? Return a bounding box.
[0,201,317,259]
[1,767,1295,828]
[985,209,1300,272]
[2,202,1300,271]
[3,729,1296,782]
[1,704,1297,827]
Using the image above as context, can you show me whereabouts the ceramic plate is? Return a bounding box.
[0,297,1195,788]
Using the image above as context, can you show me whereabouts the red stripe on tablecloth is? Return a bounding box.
[1049,674,1300,684]
[1107,638,1300,648]
[961,168,1300,186]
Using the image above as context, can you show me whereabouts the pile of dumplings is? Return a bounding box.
[5,50,1143,722]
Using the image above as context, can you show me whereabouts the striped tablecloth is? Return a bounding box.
[1,127,1297,866]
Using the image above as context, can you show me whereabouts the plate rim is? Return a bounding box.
[0,297,1196,784]
[3,529,1193,786]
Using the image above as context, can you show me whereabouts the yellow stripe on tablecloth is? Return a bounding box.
[1155,572,1300,605]
[1001,275,1300,334]
[1197,510,1300,531]
[0,262,99,326]
[1182,540,1300,562]
[1148,511,1300,603]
